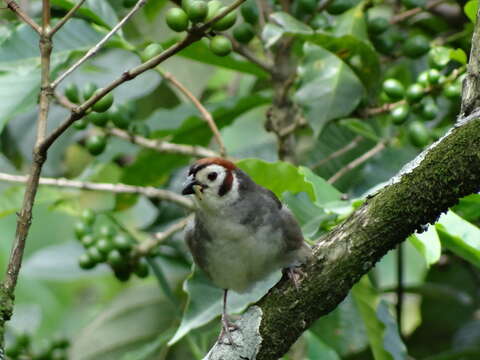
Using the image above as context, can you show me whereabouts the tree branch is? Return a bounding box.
[0,172,194,209]
[106,127,219,158]
[160,70,227,157]
[391,0,448,24]
[311,135,363,169]
[49,0,86,36]
[51,0,148,88]
[4,0,41,34]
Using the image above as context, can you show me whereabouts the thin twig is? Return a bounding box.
[4,0,41,34]
[49,0,86,36]
[136,215,193,256]
[160,71,226,157]
[227,35,275,75]
[106,127,219,158]
[311,136,363,169]
[391,0,448,24]
[41,0,247,151]
[0,172,194,209]
[328,141,387,184]
[51,0,148,88]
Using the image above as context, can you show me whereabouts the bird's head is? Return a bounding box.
[182,157,239,208]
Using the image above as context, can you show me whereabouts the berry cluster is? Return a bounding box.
[74,209,149,281]
[6,333,69,360]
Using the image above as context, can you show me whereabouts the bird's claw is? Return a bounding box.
[218,314,239,347]
[284,266,305,290]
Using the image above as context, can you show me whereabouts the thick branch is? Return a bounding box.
[0,172,194,209]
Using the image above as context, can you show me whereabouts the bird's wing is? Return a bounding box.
[184,215,212,277]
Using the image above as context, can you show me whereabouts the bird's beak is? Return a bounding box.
[182,178,201,195]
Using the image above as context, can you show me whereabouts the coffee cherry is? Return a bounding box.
[206,0,222,22]
[87,246,105,263]
[211,7,237,31]
[408,120,430,147]
[241,0,258,24]
[373,32,395,55]
[88,112,109,127]
[114,268,131,282]
[134,259,150,278]
[298,0,317,13]
[421,100,439,120]
[78,253,95,269]
[403,34,430,59]
[233,23,255,43]
[81,235,96,248]
[390,103,410,124]
[82,82,98,101]
[85,134,107,156]
[107,249,124,267]
[113,234,133,252]
[210,35,233,56]
[99,224,116,238]
[367,17,389,35]
[406,83,424,103]
[110,106,130,129]
[383,79,405,101]
[427,69,441,84]
[181,0,195,12]
[166,7,189,32]
[140,43,163,62]
[65,83,80,104]
[92,92,114,113]
[97,237,114,254]
[74,222,91,240]
[326,0,355,15]
[417,71,429,86]
[73,118,88,130]
[81,209,96,226]
[443,82,461,99]
[187,0,208,23]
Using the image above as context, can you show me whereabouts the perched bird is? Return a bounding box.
[182,157,312,345]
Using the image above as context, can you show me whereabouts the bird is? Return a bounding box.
[182,157,312,346]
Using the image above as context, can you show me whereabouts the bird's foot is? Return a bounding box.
[218,314,239,347]
[284,266,305,290]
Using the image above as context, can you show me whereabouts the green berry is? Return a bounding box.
[311,13,329,30]
[87,247,105,263]
[390,103,410,124]
[74,222,92,240]
[210,35,233,57]
[406,83,424,103]
[166,7,189,32]
[408,120,430,147]
[83,82,98,101]
[78,253,95,269]
[187,0,208,23]
[65,83,80,104]
[402,0,425,9]
[298,0,317,13]
[211,7,237,31]
[81,209,96,225]
[107,249,124,267]
[114,268,131,282]
[421,100,438,120]
[99,225,116,239]
[113,234,133,252]
[97,237,114,254]
[140,43,163,62]
[240,0,258,24]
[110,106,130,129]
[426,68,441,84]
[326,0,355,15]
[367,17,389,35]
[85,134,107,156]
[382,79,405,101]
[417,71,429,86]
[88,112,109,127]
[181,0,195,12]
[92,92,114,113]
[134,259,150,278]
[443,83,461,99]
[373,32,395,55]
[233,23,255,44]
[73,118,88,130]
[403,34,430,59]
[80,235,96,248]
[206,0,223,22]
[123,0,137,7]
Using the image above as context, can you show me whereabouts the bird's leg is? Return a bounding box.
[284,266,305,290]
[218,289,239,347]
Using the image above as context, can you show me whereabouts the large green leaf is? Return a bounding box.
[295,44,365,136]
[436,211,480,267]
[306,331,341,360]
[70,285,177,360]
[51,0,119,29]
[168,266,281,345]
[376,300,408,360]
[298,166,343,206]
[465,0,479,23]
[0,186,65,218]
[409,226,441,267]
[269,11,314,35]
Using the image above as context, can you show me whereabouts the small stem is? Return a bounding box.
[42,0,50,32]
[391,0,448,24]
[160,70,226,157]
[4,0,41,34]
[49,0,86,36]
[311,136,363,169]
[328,140,386,184]
[396,243,404,338]
[106,127,219,158]
[227,35,275,75]
[0,172,194,209]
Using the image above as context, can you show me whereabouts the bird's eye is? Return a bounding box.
[207,172,218,181]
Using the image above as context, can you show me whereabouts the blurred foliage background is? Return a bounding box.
[0,0,480,359]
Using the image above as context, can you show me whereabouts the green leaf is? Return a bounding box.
[450,48,468,65]
[295,44,365,136]
[262,23,284,48]
[333,3,368,41]
[236,159,315,200]
[376,300,408,360]
[436,211,480,267]
[70,285,177,360]
[143,0,168,22]
[51,0,119,29]
[0,186,64,218]
[306,331,341,360]
[454,194,480,223]
[269,12,314,35]
[168,266,281,345]
[167,39,269,78]
[282,192,327,238]
[298,166,343,206]
[339,118,379,141]
[408,226,441,267]
[465,0,478,23]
